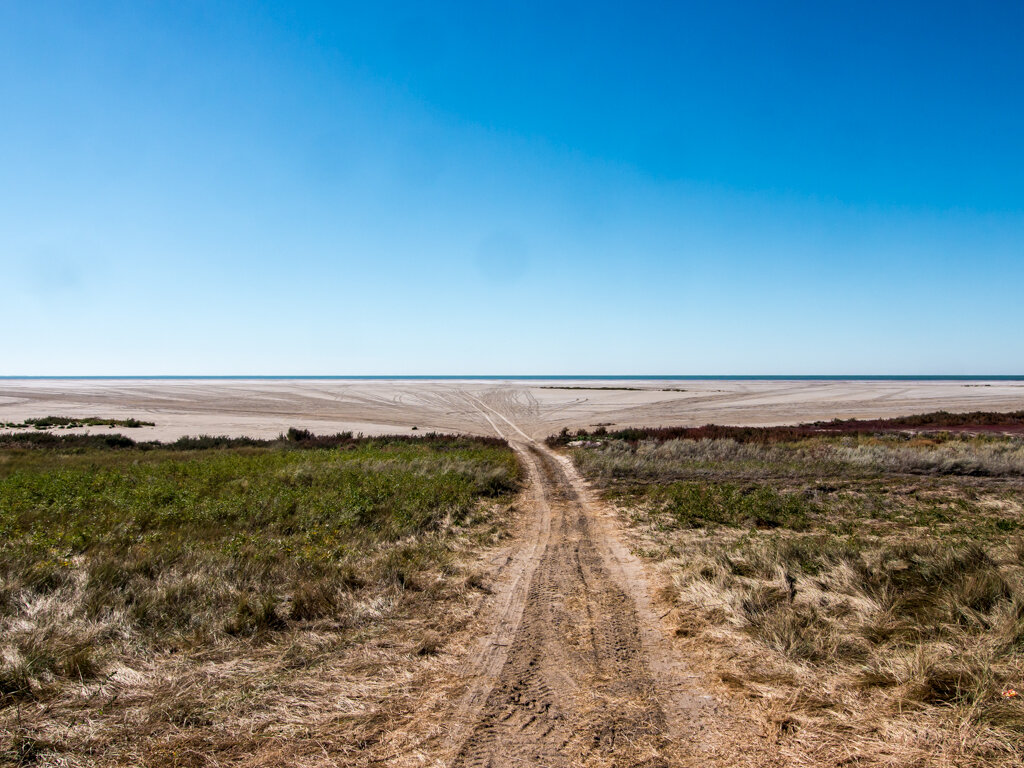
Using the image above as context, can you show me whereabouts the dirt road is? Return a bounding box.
[441,394,773,768]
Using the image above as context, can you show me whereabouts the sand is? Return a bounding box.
[2,378,1024,441]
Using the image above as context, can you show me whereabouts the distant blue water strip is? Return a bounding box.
[2,376,1024,382]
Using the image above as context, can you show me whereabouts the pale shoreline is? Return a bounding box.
[1,378,1022,442]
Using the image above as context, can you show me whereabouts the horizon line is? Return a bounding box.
[2,375,1024,381]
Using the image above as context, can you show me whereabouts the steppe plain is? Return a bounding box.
[3,378,1024,767]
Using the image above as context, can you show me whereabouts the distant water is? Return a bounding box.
[3,376,1024,382]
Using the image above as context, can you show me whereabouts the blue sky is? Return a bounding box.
[2,1,1023,375]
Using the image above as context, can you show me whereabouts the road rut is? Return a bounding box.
[452,443,669,767]
[428,391,774,767]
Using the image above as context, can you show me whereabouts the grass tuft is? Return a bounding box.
[564,421,1024,765]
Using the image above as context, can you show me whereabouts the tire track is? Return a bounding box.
[440,394,773,767]
[449,395,676,766]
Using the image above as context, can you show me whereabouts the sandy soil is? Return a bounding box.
[399,394,776,767]
[2,378,1023,441]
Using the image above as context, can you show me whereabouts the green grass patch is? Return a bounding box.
[645,481,815,530]
[0,435,519,706]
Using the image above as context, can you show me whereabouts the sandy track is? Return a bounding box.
[452,444,670,767]
[442,395,773,767]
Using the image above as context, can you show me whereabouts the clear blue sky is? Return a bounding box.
[3,1,1023,375]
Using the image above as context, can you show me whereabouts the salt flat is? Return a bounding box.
[2,378,1023,441]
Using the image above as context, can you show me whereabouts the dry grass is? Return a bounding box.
[574,433,1024,480]
[569,431,1024,766]
[0,435,520,766]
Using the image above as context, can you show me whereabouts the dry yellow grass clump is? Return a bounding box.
[570,432,1024,766]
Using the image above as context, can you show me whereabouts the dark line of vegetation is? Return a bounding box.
[0,427,507,452]
[817,410,1024,429]
[546,410,1024,446]
[538,386,688,392]
[1,415,156,429]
